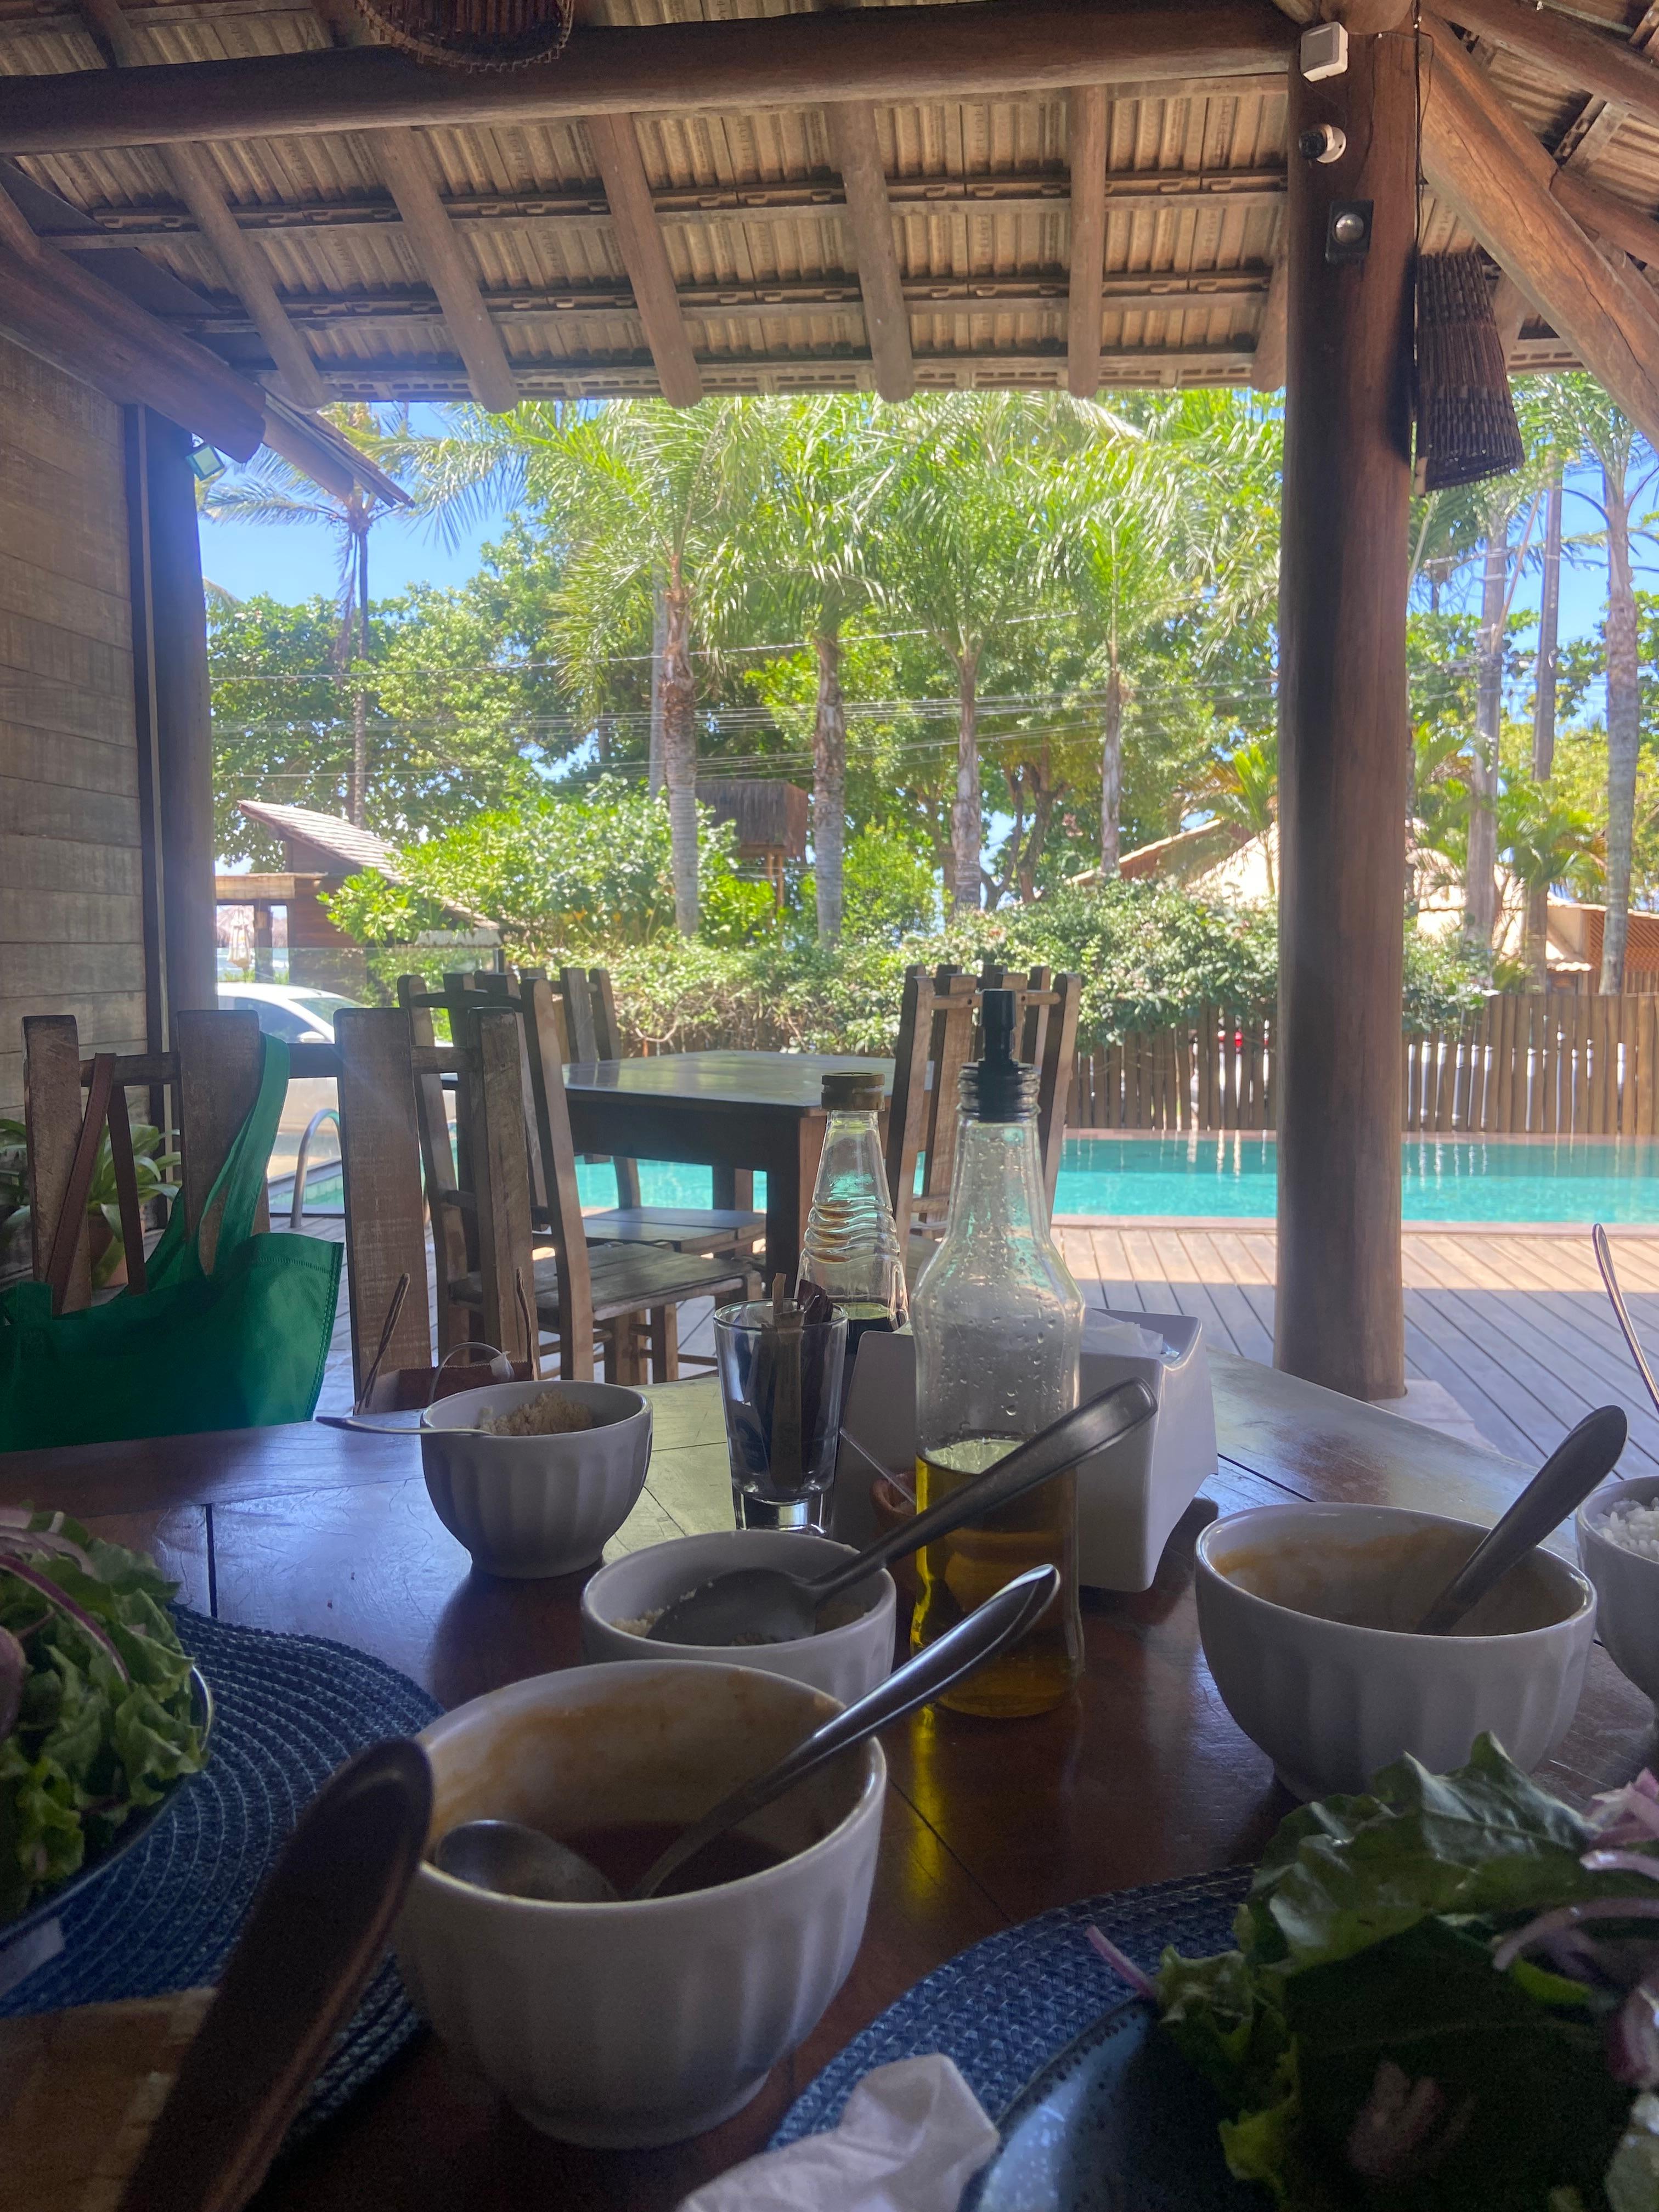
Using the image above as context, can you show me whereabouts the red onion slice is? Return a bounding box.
[0,1559,129,1685]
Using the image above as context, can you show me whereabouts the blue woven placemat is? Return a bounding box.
[772,1865,1252,2147]
[0,1606,441,2140]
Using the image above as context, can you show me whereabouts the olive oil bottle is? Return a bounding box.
[909,991,1085,1718]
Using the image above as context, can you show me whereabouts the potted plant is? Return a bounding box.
[0,1116,181,1290]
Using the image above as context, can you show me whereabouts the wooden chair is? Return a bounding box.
[384,985,747,1383]
[22,1008,272,1314]
[554,964,765,1258]
[887,964,1082,1248]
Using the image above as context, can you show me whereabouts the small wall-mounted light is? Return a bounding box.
[1325,200,1374,263]
[189,442,227,484]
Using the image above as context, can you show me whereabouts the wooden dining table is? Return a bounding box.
[562,1050,891,1285]
[1,1356,1651,2212]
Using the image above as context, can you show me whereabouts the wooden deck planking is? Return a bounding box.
[305,1215,1659,1472]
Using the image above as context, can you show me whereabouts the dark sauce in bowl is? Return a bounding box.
[563,1821,787,1897]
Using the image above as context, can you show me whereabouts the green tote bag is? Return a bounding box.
[0,1036,341,1451]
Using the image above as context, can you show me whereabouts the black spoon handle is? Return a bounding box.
[1414,1403,1628,1635]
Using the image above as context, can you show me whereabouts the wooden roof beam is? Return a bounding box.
[1419,13,1659,449]
[584,112,701,407]
[374,131,518,413]
[308,0,515,414]
[1441,0,1659,135]
[0,173,266,454]
[1066,86,1107,398]
[827,102,913,403]
[74,0,328,409]
[0,2,1295,153]
[1249,246,1287,389]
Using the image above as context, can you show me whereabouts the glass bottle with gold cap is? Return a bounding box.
[798,1069,908,1346]
[909,990,1085,1717]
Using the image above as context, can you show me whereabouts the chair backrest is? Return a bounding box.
[396,974,475,1355]
[884,965,935,1243]
[22,1008,270,1314]
[583,967,642,1209]
[334,1006,437,1395]
[916,967,980,1217]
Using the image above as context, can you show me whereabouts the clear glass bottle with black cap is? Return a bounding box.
[909,990,1085,1717]
[798,1069,908,1345]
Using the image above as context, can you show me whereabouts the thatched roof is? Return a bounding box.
[2,0,1653,428]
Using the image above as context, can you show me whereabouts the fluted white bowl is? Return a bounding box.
[581,1529,896,1703]
[420,1379,651,1578]
[1196,1501,1596,1800]
[396,1660,884,2147]
[1578,1474,1659,1705]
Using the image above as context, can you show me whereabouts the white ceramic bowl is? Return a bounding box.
[581,1529,896,1703]
[420,1379,651,1578]
[1195,1501,1596,1800]
[1578,1474,1659,1705]
[396,1660,884,2147]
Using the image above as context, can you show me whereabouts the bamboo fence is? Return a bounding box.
[1066,994,1659,1138]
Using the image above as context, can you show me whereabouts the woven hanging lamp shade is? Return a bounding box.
[356,0,573,70]
[1415,251,1525,492]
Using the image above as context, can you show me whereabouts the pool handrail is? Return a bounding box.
[289,1106,341,1229]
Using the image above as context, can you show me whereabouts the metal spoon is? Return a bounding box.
[1594,1223,1659,1419]
[436,1562,1060,1906]
[648,1376,1157,1647]
[1414,1403,1628,1634]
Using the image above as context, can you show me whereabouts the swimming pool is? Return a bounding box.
[284,1133,1659,1226]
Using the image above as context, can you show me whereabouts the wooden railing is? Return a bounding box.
[1067,994,1659,1138]
[1069,1008,1274,1133]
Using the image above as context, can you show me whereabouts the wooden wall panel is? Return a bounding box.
[0,331,147,1113]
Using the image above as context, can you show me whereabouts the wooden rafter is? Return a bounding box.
[374,131,518,414]
[827,103,913,403]
[1418,13,1659,449]
[1250,248,1288,390]
[1439,0,1659,137]
[1554,2,1659,175]
[0,3,1296,152]
[584,112,702,408]
[0,172,266,454]
[309,0,515,416]
[72,0,328,409]
[1065,86,1108,399]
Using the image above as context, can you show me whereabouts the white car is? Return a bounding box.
[216,983,360,1045]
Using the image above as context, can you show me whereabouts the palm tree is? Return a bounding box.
[1200,733,1279,893]
[1042,392,1280,878]
[1499,775,1602,988]
[867,394,1066,910]
[201,403,411,827]
[1527,376,1657,992]
[713,397,886,943]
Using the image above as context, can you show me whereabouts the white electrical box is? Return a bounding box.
[1301,21,1349,80]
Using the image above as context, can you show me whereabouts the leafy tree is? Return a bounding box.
[1197,734,1279,893]
[202,404,415,826]
[1497,773,1602,987]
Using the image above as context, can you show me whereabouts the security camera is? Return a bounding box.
[1297,123,1348,165]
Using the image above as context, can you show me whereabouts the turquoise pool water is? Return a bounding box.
[285,1135,1659,1225]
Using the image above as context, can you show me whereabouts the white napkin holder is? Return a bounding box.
[832,1311,1215,1592]
[1074,1308,1216,1592]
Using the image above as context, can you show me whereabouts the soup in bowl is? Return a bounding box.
[396,1658,883,2148]
[1195,1501,1596,1799]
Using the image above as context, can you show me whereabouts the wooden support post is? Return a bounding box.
[122,408,168,1065]
[585,112,702,407]
[374,132,518,414]
[827,101,915,403]
[145,411,219,1023]
[1065,86,1107,398]
[1274,31,1415,1401]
